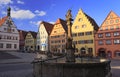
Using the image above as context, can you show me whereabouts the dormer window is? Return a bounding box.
[110,15,113,19]
[78,18,82,22]
[75,25,79,29]
[82,24,86,28]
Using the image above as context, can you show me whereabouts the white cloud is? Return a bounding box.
[49,21,55,24]
[17,0,24,4]
[11,9,36,19]
[12,6,20,10]
[35,10,46,16]
[30,21,42,27]
[0,0,13,5]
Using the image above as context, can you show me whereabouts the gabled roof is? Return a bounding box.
[104,11,119,20]
[0,16,8,27]
[40,21,54,35]
[18,29,28,40]
[29,31,37,39]
[100,11,119,28]
[55,18,68,33]
[84,13,99,31]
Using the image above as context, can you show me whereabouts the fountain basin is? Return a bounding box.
[32,58,111,77]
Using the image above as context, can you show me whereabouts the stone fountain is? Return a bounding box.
[32,9,112,77]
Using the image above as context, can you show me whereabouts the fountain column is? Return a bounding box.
[65,9,75,62]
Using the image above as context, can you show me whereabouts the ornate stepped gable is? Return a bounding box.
[72,9,99,34]
[84,13,99,30]
[100,11,120,29]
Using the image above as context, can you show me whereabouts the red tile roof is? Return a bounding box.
[0,16,8,27]
[84,13,99,31]
[18,29,28,40]
[29,31,37,39]
[55,18,68,33]
[40,21,54,35]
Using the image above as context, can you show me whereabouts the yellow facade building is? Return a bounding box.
[25,31,37,52]
[72,9,99,56]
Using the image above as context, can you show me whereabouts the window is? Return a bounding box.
[114,32,119,36]
[0,35,2,39]
[82,24,86,28]
[78,32,84,36]
[105,27,108,30]
[110,15,113,18]
[78,18,82,22]
[116,26,119,29]
[98,33,103,38]
[105,33,111,37]
[4,28,6,30]
[116,19,119,23]
[14,44,17,49]
[105,21,108,24]
[114,39,120,44]
[87,40,93,43]
[85,31,92,35]
[12,29,15,32]
[54,31,56,33]
[98,40,103,45]
[110,26,114,30]
[72,33,77,37]
[0,43,3,48]
[73,41,77,44]
[78,40,84,44]
[62,40,65,43]
[88,48,93,54]
[6,44,11,48]
[106,40,111,45]
[75,26,79,29]
[110,20,114,24]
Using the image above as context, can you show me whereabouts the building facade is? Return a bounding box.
[72,9,99,56]
[37,21,53,52]
[18,30,28,51]
[95,11,120,58]
[0,7,19,51]
[50,18,67,53]
[25,31,37,52]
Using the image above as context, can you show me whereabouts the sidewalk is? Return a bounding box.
[0,51,47,64]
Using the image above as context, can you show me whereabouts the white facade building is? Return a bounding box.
[37,21,53,51]
[0,7,19,51]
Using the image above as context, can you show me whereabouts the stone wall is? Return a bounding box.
[33,60,111,77]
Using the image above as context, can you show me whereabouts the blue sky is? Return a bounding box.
[0,0,120,32]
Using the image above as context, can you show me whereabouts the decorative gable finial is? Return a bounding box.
[7,3,11,16]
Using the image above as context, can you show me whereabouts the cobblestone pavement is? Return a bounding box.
[0,52,19,60]
[0,51,47,77]
[111,59,120,77]
[0,69,33,77]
